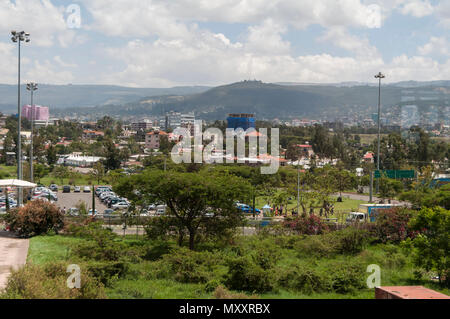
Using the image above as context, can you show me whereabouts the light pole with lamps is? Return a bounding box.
[26,82,38,183]
[11,31,30,206]
[375,72,385,194]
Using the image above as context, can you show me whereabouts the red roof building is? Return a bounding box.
[375,286,450,299]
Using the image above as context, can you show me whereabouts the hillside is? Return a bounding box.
[0,84,210,113]
[4,80,448,121]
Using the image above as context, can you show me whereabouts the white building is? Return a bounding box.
[58,153,103,167]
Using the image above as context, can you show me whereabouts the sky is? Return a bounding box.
[1,0,450,87]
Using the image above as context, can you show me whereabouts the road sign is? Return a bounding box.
[374,170,415,179]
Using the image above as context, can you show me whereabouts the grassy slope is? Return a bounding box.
[27,235,449,299]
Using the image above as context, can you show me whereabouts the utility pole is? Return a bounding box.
[375,72,385,194]
[297,156,300,215]
[11,31,30,207]
[26,82,38,183]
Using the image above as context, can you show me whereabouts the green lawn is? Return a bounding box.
[0,164,94,186]
[255,195,366,215]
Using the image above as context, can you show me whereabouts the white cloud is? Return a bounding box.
[318,27,380,59]
[418,37,450,56]
[25,60,74,85]
[245,19,290,55]
[436,0,450,27]
[399,0,434,18]
[53,56,77,68]
[98,24,450,87]
[0,0,74,47]
[0,42,18,83]
[81,0,386,38]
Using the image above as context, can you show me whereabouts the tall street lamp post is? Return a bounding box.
[26,82,38,183]
[375,72,385,194]
[11,31,30,206]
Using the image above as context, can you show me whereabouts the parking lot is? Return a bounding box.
[54,189,108,214]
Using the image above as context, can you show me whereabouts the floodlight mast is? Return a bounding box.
[374,72,385,194]
[11,30,30,206]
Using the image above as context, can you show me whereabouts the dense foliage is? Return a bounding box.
[4,200,64,237]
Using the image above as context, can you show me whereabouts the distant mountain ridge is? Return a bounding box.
[1,80,450,120]
[0,84,210,113]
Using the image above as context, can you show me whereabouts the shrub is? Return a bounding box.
[160,248,223,284]
[375,208,416,243]
[246,238,282,270]
[277,260,366,294]
[213,285,259,299]
[278,266,328,294]
[4,200,64,237]
[0,263,105,299]
[332,227,370,255]
[327,261,366,293]
[84,260,130,286]
[296,227,370,257]
[283,214,329,235]
[296,235,338,258]
[225,256,274,293]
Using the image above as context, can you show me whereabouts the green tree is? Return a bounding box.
[33,164,49,184]
[46,145,57,166]
[101,139,122,171]
[91,162,105,185]
[52,166,70,185]
[408,207,450,286]
[114,169,251,250]
[378,175,403,202]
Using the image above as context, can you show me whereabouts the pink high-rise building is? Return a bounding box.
[22,105,49,121]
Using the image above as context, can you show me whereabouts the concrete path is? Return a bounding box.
[0,230,29,291]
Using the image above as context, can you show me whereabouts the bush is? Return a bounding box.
[213,285,259,299]
[0,262,105,299]
[278,266,328,294]
[160,248,223,284]
[4,200,64,237]
[296,235,338,258]
[245,238,282,270]
[333,227,370,255]
[225,256,274,293]
[84,260,130,286]
[277,260,366,294]
[283,214,329,235]
[375,208,416,243]
[327,261,366,293]
[296,227,370,257]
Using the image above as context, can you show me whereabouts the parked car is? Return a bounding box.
[74,186,81,193]
[96,186,112,196]
[155,205,166,215]
[235,203,261,214]
[346,212,367,223]
[83,186,91,193]
[88,209,98,216]
[112,202,130,210]
[103,209,114,218]
[63,185,71,193]
[49,184,58,192]
[67,207,79,216]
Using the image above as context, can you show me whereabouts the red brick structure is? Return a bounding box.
[375,286,450,299]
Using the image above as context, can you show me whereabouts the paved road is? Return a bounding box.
[0,231,29,291]
[54,190,108,214]
[338,192,410,205]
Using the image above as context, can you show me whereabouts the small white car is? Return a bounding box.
[83,186,91,193]
[112,202,129,210]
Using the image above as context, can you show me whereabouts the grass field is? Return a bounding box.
[0,164,94,186]
[255,195,366,215]
[23,233,449,299]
